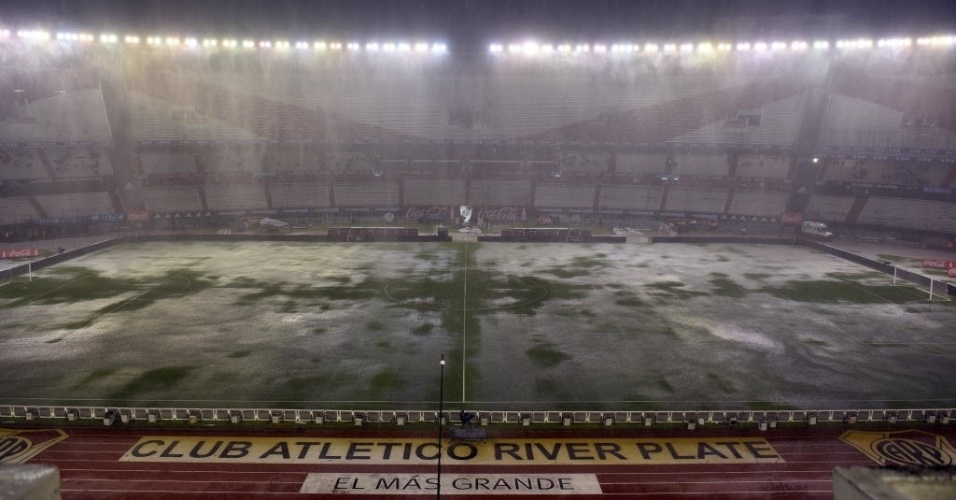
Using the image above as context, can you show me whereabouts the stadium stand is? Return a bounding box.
[269,183,332,209]
[34,193,117,218]
[727,190,790,216]
[559,152,610,173]
[143,186,204,213]
[614,153,668,175]
[333,181,400,208]
[664,186,729,214]
[46,149,112,178]
[598,184,664,211]
[0,197,40,225]
[821,159,949,187]
[468,180,533,206]
[204,184,268,212]
[672,153,730,176]
[138,151,198,175]
[805,194,856,223]
[736,155,791,180]
[535,184,595,209]
[0,149,47,180]
[857,196,956,233]
[0,87,112,144]
[820,93,956,151]
[404,179,467,205]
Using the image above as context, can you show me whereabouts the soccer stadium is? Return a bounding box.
[1,5,956,497]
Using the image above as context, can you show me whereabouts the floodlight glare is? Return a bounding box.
[754,42,768,51]
[347,42,360,50]
[558,44,571,53]
[125,35,141,44]
[791,41,808,50]
[813,40,829,50]
[184,38,198,47]
[736,42,751,51]
[431,43,447,53]
[663,43,677,52]
[295,41,309,50]
[415,42,429,52]
[222,39,237,48]
[541,43,554,53]
[259,40,272,48]
[771,41,787,50]
[383,42,395,52]
[166,37,180,46]
[644,43,658,52]
[398,42,410,52]
[697,42,713,52]
[275,41,290,49]
[488,43,502,53]
[0,30,9,38]
[242,40,255,48]
[330,42,342,50]
[679,43,693,52]
[314,41,327,50]
[717,42,732,51]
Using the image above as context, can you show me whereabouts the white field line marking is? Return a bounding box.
[462,242,468,402]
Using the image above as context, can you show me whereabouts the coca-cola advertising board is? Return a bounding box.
[922,259,956,270]
[0,248,38,259]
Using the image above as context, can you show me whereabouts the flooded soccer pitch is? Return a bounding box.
[1,240,954,412]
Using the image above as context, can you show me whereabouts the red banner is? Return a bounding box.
[922,259,956,270]
[949,268,956,277]
[126,211,150,223]
[780,212,804,226]
[0,248,38,259]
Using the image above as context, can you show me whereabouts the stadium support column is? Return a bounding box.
[197,185,209,213]
[593,184,602,215]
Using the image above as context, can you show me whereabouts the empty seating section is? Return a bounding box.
[35,192,116,218]
[822,160,948,187]
[598,185,664,211]
[469,180,532,206]
[805,195,855,222]
[665,187,729,213]
[269,184,331,209]
[203,147,260,172]
[672,153,729,176]
[0,89,112,144]
[47,149,112,178]
[127,91,260,143]
[0,197,39,225]
[615,153,667,174]
[737,155,790,179]
[535,184,594,209]
[204,185,268,211]
[139,151,197,175]
[143,187,203,213]
[333,182,400,208]
[727,191,789,216]
[560,152,609,173]
[670,95,804,147]
[0,149,47,180]
[821,95,956,150]
[327,152,379,172]
[404,179,466,205]
[857,197,956,233]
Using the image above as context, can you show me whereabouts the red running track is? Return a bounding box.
[13,426,955,499]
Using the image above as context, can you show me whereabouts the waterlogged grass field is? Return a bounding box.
[1,240,954,411]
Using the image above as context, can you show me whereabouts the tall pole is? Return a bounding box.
[438,354,445,499]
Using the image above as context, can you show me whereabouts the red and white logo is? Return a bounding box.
[0,248,38,259]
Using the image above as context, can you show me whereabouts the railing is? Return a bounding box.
[1,404,951,427]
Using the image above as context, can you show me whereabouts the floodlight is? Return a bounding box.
[222,39,237,48]
[644,43,658,52]
[125,35,141,44]
[790,41,808,50]
[541,43,554,53]
[771,41,787,50]
[203,38,218,47]
[146,36,161,45]
[754,42,768,51]
[679,43,693,52]
[184,38,198,47]
[56,32,70,41]
[917,37,929,45]
[166,37,180,46]
[347,42,360,50]
[397,42,410,52]
[591,44,604,53]
[382,42,395,52]
[812,157,819,164]
[717,43,732,51]
[813,40,829,50]
[697,42,713,53]
[488,43,502,53]
[295,41,308,50]
[259,40,272,48]
[431,43,447,53]
[558,44,571,53]
[523,42,538,54]
[736,42,751,51]
[0,30,9,38]
[242,40,255,48]
[275,41,290,49]
[663,43,677,53]
[330,42,342,50]
[508,43,520,53]
[576,44,590,53]
[314,41,327,50]
[102,34,118,44]
[18,30,51,41]
[415,42,429,52]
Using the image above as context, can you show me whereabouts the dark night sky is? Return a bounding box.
[3,0,955,48]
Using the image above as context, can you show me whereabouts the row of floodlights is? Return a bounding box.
[6,29,448,53]
[489,36,956,55]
